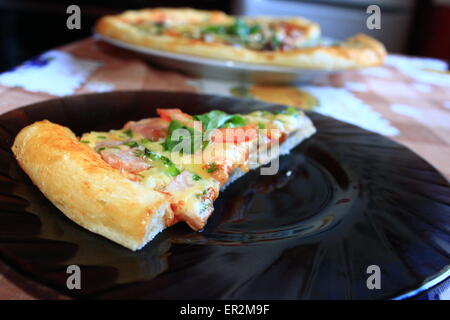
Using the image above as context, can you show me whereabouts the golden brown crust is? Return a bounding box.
[95,8,385,69]
[12,120,171,250]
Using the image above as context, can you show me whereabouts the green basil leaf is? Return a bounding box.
[122,129,133,138]
[123,141,139,148]
[162,120,202,154]
[140,148,180,177]
[206,162,219,173]
[193,110,247,131]
[275,107,300,116]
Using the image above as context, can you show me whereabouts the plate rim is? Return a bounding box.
[94,33,338,74]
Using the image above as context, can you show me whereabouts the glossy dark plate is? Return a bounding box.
[0,91,449,299]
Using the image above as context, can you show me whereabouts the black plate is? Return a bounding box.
[0,91,449,299]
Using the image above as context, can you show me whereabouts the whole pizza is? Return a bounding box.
[95,7,387,69]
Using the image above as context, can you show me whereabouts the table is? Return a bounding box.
[0,37,449,299]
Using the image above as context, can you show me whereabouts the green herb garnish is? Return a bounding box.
[275,107,300,116]
[270,35,282,50]
[206,162,219,173]
[202,19,263,46]
[203,25,226,35]
[162,120,202,154]
[193,110,247,131]
[123,141,139,148]
[136,148,180,177]
[123,129,133,138]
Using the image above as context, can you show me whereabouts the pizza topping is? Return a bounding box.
[134,147,181,177]
[132,17,309,52]
[203,162,232,185]
[134,21,166,35]
[157,108,193,123]
[76,106,308,234]
[275,106,301,116]
[209,19,309,51]
[194,187,217,216]
[162,119,203,154]
[206,162,219,173]
[164,170,219,226]
[200,18,269,49]
[82,108,303,187]
[100,148,150,174]
[165,170,196,193]
[193,110,247,130]
[242,108,302,135]
[195,187,217,202]
[72,100,312,240]
[95,140,124,150]
[122,129,134,138]
[210,124,258,144]
[160,109,251,154]
[124,118,169,141]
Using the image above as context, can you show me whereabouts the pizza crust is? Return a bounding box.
[12,120,171,251]
[95,8,385,69]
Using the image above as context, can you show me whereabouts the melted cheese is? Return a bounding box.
[79,110,302,226]
[243,111,301,133]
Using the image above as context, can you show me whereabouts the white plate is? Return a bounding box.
[95,34,339,84]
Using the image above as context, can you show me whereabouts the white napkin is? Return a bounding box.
[303,86,399,136]
[190,79,399,137]
[386,55,450,87]
[0,50,102,96]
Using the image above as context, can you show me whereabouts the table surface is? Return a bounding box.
[0,37,449,299]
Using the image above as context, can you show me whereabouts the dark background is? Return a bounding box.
[0,0,449,72]
[0,0,232,71]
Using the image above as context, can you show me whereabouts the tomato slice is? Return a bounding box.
[265,128,283,142]
[203,163,231,185]
[282,22,305,36]
[165,30,181,37]
[211,125,258,144]
[157,108,193,122]
[124,118,169,141]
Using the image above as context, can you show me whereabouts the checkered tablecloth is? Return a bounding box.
[0,37,449,299]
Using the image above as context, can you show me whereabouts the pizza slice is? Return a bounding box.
[96,7,386,69]
[12,107,315,250]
